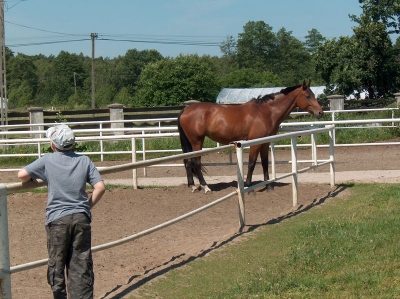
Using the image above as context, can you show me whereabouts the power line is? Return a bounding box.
[4,0,29,11]
[98,37,222,47]
[7,37,222,48]
[5,20,86,36]
[7,38,90,47]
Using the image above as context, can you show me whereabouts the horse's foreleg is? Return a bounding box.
[245,145,261,187]
[260,143,273,190]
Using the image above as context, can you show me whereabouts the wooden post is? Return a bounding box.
[28,107,44,138]
[394,92,400,108]
[327,95,344,111]
[108,103,124,135]
[0,184,11,299]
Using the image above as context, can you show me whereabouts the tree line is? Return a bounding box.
[5,0,400,110]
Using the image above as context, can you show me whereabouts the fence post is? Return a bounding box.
[327,95,344,111]
[270,142,276,179]
[394,92,400,108]
[328,127,336,188]
[108,103,124,135]
[235,145,245,229]
[131,137,138,189]
[28,107,44,138]
[291,138,298,207]
[0,184,11,299]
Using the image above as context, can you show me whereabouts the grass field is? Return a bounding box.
[134,183,400,299]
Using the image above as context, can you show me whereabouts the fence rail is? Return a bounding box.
[0,107,398,161]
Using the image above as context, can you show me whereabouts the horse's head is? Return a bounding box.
[296,80,324,118]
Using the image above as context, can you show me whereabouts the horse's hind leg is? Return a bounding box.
[183,158,196,192]
[260,143,273,190]
[193,156,211,193]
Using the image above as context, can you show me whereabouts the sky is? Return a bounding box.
[3,0,366,59]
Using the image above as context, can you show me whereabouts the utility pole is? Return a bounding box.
[73,72,77,93]
[0,0,7,127]
[91,33,98,110]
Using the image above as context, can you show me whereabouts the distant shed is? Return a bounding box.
[216,86,326,104]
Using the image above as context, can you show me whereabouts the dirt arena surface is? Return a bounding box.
[3,143,400,299]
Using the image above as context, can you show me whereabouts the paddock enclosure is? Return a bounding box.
[1,112,400,298]
[3,143,400,299]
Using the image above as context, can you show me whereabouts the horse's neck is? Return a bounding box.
[265,91,299,122]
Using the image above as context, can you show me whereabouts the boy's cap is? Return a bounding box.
[46,124,75,150]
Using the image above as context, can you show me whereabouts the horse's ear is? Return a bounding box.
[302,80,311,90]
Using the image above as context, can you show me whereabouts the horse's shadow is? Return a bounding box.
[206,180,288,192]
[101,184,349,299]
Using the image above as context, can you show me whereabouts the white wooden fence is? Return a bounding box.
[0,125,335,299]
[0,108,398,163]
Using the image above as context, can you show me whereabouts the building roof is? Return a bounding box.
[216,86,326,104]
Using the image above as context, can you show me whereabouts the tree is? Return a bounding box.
[7,53,38,108]
[304,28,326,54]
[234,21,317,85]
[219,67,282,88]
[112,49,163,90]
[236,21,277,71]
[353,19,399,97]
[134,54,220,107]
[220,35,237,58]
[315,36,363,96]
[350,0,400,34]
[273,28,314,85]
[316,2,400,98]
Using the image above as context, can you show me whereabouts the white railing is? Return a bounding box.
[0,126,335,299]
[0,108,398,175]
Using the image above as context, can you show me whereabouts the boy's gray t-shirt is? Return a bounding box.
[24,151,103,225]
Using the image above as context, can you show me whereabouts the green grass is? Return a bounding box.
[135,183,400,298]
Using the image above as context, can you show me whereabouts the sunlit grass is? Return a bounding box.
[135,183,400,298]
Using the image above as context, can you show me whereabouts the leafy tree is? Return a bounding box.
[112,49,164,90]
[114,87,134,106]
[236,21,277,71]
[7,53,38,108]
[353,19,399,97]
[220,35,237,58]
[316,2,400,98]
[315,36,363,96]
[304,28,326,54]
[273,28,314,85]
[234,21,317,85]
[5,46,14,61]
[134,54,219,107]
[350,0,400,34]
[52,51,86,88]
[219,67,282,88]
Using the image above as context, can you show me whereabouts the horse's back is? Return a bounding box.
[179,101,262,144]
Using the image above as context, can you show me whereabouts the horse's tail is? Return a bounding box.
[177,110,205,180]
[177,109,193,154]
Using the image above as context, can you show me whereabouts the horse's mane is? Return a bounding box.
[252,93,276,103]
[280,84,302,95]
[250,84,303,103]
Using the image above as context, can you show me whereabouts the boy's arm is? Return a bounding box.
[17,168,32,182]
[89,180,106,208]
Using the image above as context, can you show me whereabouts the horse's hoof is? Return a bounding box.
[202,185,212,193]
[191,186,199,193]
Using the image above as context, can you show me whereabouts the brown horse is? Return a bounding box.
[177,81,324,193]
